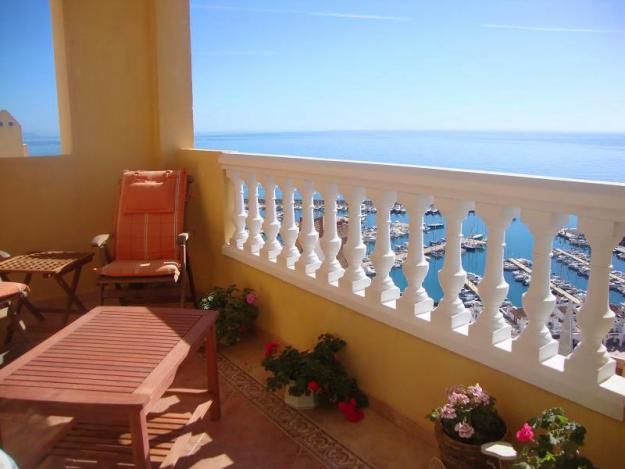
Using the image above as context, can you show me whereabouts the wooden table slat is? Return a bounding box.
[0,306,219,469]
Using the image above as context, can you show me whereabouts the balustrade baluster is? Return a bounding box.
[512,210,567,361]
[276,178,300,268]
[565,218,625,382]
[242,173,264,254]
[227,169,247,249]
[259,175,281,261]
[317,183,344,284]
[367,190,400,303]
[295,180,321,275]
[469,204,518,344]
[431,198,475,330]
[339,186,371,293]
[397,195,434,317]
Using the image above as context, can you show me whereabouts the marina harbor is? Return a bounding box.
[248,197,625,351]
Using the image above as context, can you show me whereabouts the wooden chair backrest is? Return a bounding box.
[115,170,188,261]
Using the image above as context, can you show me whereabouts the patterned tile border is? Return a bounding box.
[218,354,373,469]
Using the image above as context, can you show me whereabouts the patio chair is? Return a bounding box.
[0,276,30,346]
[92,170,197,307]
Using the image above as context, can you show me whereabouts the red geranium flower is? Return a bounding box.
[264,342,278,357]
[307,380,320,392]
[338,399,364,423]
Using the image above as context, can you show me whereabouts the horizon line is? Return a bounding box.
[193,128,625,135]
[24,128,625,139]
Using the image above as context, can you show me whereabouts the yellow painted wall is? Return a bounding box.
[0,0,193,298]
[178,148,625,468]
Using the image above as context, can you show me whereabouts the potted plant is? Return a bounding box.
[513,407,595,468]
[198,285,259,346]
[427,383,506,468]
[262,334,368,420]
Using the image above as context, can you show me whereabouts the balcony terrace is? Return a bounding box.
[0,1,624,467]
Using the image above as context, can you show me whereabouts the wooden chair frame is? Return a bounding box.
[93,174,197,307]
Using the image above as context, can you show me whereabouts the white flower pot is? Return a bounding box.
[284,381,317,410]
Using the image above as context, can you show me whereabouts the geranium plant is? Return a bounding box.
[198,285,259,346]
[262,334,368,421]
[427,383,506,445]
[513,407,594,468]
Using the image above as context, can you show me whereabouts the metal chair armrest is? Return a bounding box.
[176,232,190,246]
[91,234,111,248]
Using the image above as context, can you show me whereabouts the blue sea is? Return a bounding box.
[27,131,625,306]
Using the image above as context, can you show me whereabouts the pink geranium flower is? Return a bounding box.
[441,404,457,420]
[468,383,490,405]
[245,292,257,305]
[454,421,475,439]
[516,423,535,443]
[449,392,470,406]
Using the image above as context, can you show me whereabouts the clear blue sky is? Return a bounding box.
[1,1,623,136]
[0,1,57,136]
[191,0,625,133]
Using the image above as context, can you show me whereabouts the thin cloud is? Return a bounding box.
[483,23,621,34]
[192,4,412,22]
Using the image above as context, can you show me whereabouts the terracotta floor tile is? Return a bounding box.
[289,448,327,469]
[181,392,306,468]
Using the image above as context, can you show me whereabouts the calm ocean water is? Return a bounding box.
[26,131,625,306]
[194,130,625,183]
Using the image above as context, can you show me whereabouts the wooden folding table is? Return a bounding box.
[0,251,94,335]
[0,306,220,468]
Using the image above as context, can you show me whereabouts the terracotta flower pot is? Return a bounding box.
[284,381,317,410]
[434,421,504,469]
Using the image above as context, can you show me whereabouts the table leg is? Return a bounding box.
[206,324,221,420]
[129,409,151,469]
[55,267,86,326]
[5,297,31,346]
[21,298,45,322]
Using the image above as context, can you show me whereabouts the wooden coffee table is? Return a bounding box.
[0,251,94,335]
[0,306,220,468]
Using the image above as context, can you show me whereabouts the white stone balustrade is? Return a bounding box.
[218,150,625,420]
[259,175,281,260]
[431,198,475,330]
[227,169,247,249]
[276,178,300,268]
[397,194,434,317]
[339,186,371,293]
[295,180,321,275]
[242,172,264,254]
[470,204,519,344]
[565,218,625,383]
[513,210,567,362]
[367,190,401,303]
[317,183,344,284]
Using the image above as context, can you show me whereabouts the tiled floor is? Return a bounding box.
[0,298,437,468]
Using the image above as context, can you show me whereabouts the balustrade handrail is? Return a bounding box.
[219,151,625,220]
[217,149,625,420]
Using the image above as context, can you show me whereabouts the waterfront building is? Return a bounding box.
[0,110,28,157]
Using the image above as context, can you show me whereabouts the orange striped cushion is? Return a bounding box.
[115,170,187,260]
[98,259,180,279]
